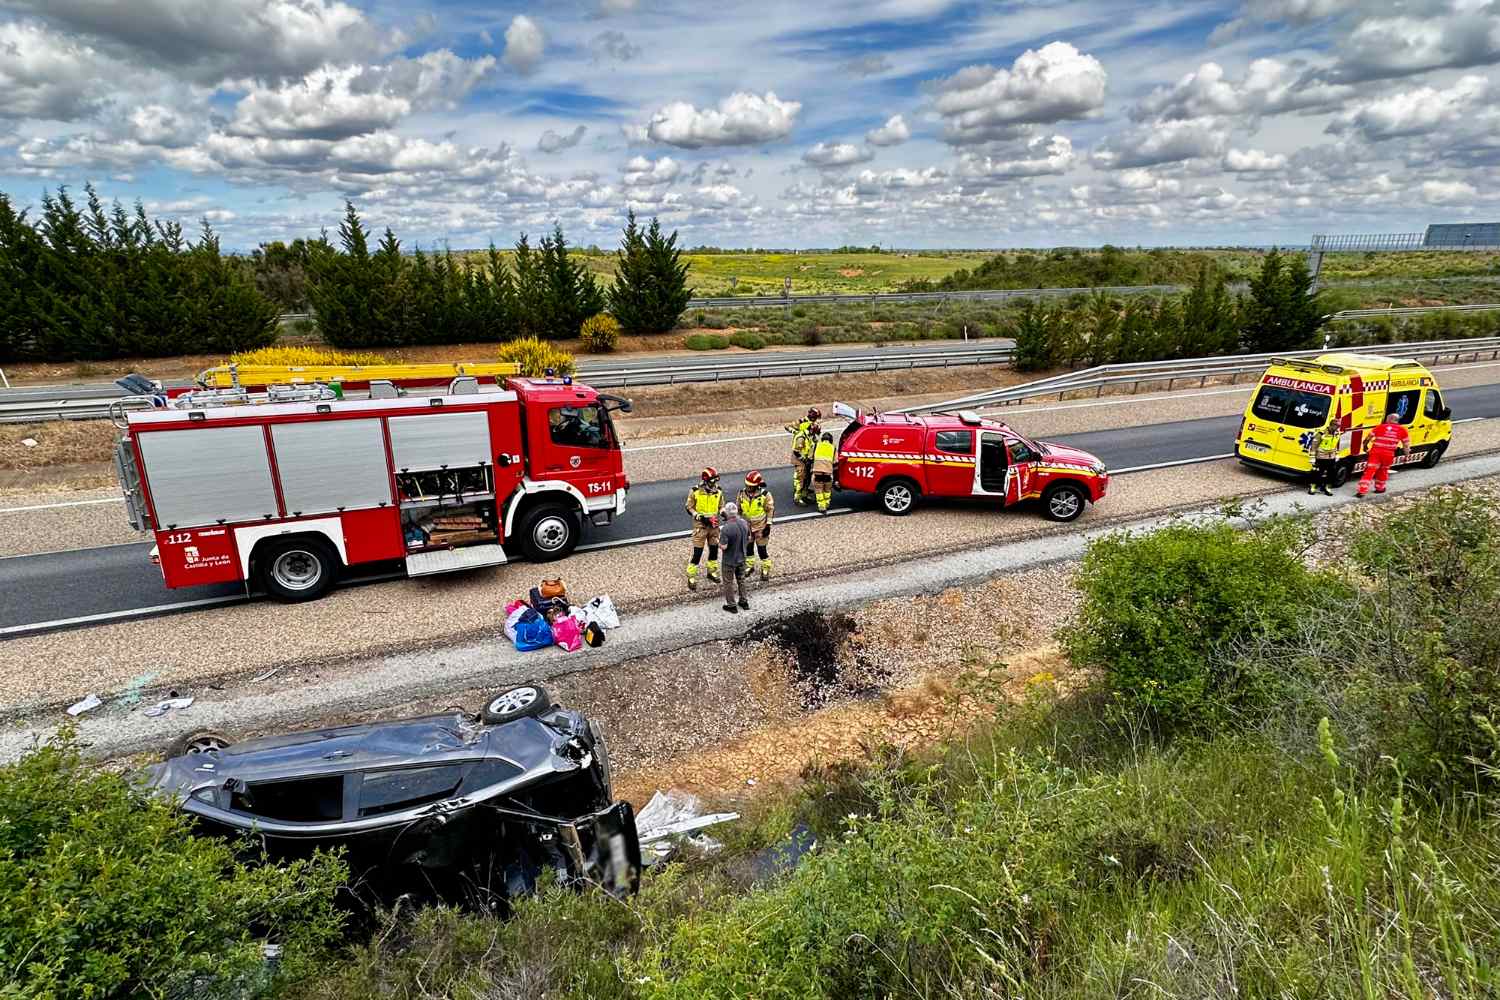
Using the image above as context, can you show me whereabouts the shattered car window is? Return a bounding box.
[233,775,345,822]
[359,765,467,817]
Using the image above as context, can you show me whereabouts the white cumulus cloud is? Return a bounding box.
[866,114,911,147]
[1421,179,1478,204]
[1092,117,1229,169]
[622,154,681,186]
[1328,74,1490,141]
[643,91,802,148]
[802,142,874,168]
[538,125,587,154]
[503,15,545,75]
[958,134,1075,182]
[1223,148,1288,171]
[930,42,1107,145]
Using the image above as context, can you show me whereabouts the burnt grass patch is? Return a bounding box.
[744,607,889,708]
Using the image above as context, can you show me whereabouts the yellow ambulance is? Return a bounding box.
[1235,353,1452,486]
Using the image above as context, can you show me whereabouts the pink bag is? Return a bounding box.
[552,614,584,652]
[505,599,528,617]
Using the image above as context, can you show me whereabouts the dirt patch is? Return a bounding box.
[838,268,866,278]
[1,421,116,473]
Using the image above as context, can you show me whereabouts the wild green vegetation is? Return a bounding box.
[8,487,1498,999]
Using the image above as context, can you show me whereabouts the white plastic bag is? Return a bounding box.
[504,604,529,642]
[584,594,621,629]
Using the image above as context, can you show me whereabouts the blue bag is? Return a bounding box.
[513,609,554,652]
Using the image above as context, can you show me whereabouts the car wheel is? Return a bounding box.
[258,537,338,602]
[1042,482,1087,522]
[878,478,918,516]
[518,504,579,562]
[1420,441,1448,469]
[482,684,554,724]
[167,729,233,759]
[1331,461,1351,488]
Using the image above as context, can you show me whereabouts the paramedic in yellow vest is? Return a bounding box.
[786,407,820,504]
[811,431,836,513]
[1308,418,1340,497]
[737,470,775,581]
[684,467,723,590]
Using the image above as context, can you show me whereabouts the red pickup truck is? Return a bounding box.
[833,407,1109,522]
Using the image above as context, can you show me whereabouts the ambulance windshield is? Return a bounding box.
[1251,386,1331,429]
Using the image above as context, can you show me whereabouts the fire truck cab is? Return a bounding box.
[834,407,1109,522]
[113,376,629,601]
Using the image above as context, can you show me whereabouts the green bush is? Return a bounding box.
[1063,514,1336,726]
[580,312,621,353]
[498,336,577,375]
[684,333,729,350]
[728,331,766,350]
[0,731,346,999]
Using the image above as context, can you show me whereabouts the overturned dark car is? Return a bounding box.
[143,684,640,907]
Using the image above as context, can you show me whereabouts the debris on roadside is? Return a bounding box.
[115,672,159,708]
[20,437,37,448]
[636,790,740,865]
[141,696,194,718]
[66,693,102,717]
[251,667,280,683]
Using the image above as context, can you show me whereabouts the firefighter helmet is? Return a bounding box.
[701,466,719,485]
[806,407,822,421]
[744,470,765,491]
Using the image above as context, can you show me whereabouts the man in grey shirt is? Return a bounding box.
[717,501,752,613]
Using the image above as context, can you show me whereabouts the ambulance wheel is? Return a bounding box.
[1331,462,1351,488]
[519,504,578,562]
[257,537,338,602]
[1042,482,1087,522]
[878,478,918,516]
[481,684,554,724]
[1421,442,1448,469]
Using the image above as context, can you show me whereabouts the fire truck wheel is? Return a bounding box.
[878,478,919,516]
[1041,482,1087,522]
[257,537,338,601]
[518,504,579,561]
[482,684,554,724]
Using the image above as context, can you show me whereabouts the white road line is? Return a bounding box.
[0,594,246,637]
[0,496,123,513]
[0,539,145,561]
[1113,454,1236,474]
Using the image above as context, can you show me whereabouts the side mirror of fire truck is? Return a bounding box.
[599,394,633,414]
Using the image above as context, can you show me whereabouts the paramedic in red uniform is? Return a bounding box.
[1357,414,1410,497]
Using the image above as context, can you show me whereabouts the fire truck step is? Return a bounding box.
[405,543,508,577]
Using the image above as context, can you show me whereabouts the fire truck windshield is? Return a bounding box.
[548,404,613,449]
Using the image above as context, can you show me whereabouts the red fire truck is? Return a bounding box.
[112,376,630,601]
[833,406,1109,522]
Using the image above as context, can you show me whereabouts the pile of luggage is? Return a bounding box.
[505,578,621,652]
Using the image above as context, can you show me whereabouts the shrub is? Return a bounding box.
[0,731,346,999]
[580,312,621,353]
[684,333,730,350]
[798,323,823,346]
[728,331,767,350]
[499,336,577,376]
[1063,514,1335,727]
[228,345,388,367]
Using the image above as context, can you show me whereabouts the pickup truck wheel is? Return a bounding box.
[1420,441,1448,469]
[482,684,554,724]
[878,478,918,516]
[519,504,579,562]
[1042,482,1087,522]
[258,537,337,602]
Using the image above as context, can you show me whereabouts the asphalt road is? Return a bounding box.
[7,379,1500,637]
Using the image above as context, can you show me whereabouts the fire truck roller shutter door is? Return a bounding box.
[388,411,491,472]
[136,425,280,528]
[271,418,393,516]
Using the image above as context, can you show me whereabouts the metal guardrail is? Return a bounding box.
[897,337,1500,415]
[1332,303,1500,319]
[682,285,1182,310]
[0,345,1018,422]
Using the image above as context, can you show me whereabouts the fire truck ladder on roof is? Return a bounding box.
[194,360,523,390]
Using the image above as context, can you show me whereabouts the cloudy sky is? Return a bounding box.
[2,0,1498,250]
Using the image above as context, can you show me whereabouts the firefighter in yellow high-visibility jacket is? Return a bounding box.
[737,470,775,581]
[811,432,836,513]
[786,407,820,505]
[684,467,723,590]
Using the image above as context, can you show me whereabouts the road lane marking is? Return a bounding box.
[0,496,124,513]
[0,594,247,636]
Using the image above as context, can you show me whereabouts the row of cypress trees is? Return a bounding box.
[308,204,693,348]
[0,186,278,362]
